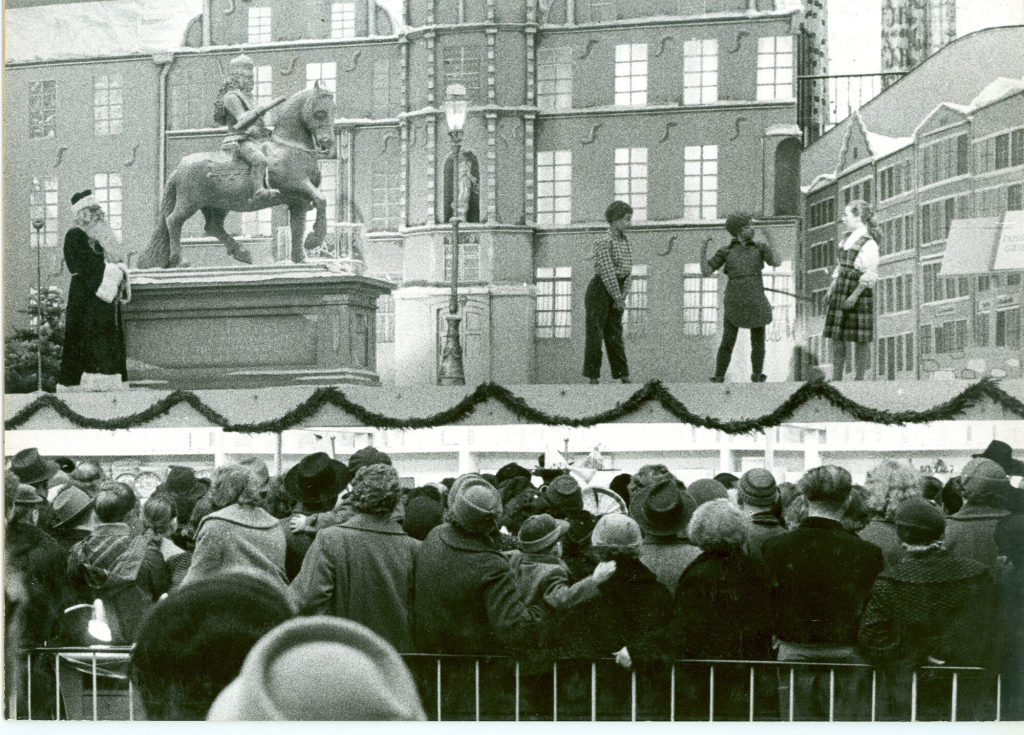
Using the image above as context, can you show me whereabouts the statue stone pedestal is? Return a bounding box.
[124,264,392,388]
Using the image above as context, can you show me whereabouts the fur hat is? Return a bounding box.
[158,466,206,501]
[348,464,400,517]
[687,478,729,508]
[451,480,502,535]
[960,457,1010,506]
[518,513,570,553]
[12,484,44,506]
[447,473,493,514]
[739,468,778,507]
[347,447,392,477]
[591,513,642,550]
[401,497,443,541]
[495,462,532,487]
[894,496,946,545]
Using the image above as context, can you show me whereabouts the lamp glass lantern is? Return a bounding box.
[444,83,468,133]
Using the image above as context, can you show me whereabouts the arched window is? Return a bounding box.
[443,151,481,223]
[774,138,801,216]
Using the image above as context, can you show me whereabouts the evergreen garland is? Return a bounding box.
[5,377,1021,435]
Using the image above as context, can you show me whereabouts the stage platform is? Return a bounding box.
[5,379,1022,433]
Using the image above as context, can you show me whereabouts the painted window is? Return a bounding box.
[536,150,572,225]
[682,262,718,336]
[614,43,647,107]
[614,147,647,221]
[93,74,123,136]
[29,80,57,139]
[331,1,356,38]
[248,7,272,43]
[683,39,717,105]
[683,145,717,220]
[756,36,793,101]
[536,266,572,339]
[624,264,648,337]
[29,177,59,248]
[538,47,572,110]
[92,172,123,239]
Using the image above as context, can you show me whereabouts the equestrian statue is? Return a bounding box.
[138,54,337,268]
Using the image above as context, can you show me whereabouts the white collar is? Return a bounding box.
[843,226,868,247]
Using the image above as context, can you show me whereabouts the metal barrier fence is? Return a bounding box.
[13,647,1008,721]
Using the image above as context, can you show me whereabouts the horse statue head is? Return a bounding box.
[274,83,337,155]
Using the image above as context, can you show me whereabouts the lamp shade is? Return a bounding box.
[444,83,468,132]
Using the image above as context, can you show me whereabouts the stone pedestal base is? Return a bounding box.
[124,264,392,389]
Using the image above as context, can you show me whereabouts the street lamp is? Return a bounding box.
[438,83,468,385]
[31,217,45,392]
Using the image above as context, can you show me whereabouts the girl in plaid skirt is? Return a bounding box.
[823,200,880,381]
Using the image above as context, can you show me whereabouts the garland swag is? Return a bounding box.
[5,378,1022,436]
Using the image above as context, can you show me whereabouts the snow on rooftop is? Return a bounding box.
[967,77,1024,110]
[866,131,913,159]
[5,0,202,63]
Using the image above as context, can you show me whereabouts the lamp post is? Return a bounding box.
[438,83,468,385]
[31,217,45,392]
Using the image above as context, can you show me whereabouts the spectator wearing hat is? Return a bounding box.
[761,466,883,721]
[497,475,542,536]
[670,500,774,719]
[207,616,425,721]
[6,484,69,719]
[554,513,674,718]
[66,481,171,642]
[290,464,419,652]
[737,468,787,564]
[182,464,287,587]
[279,453,347,579]
[945,458,1012,570]
[290,447,388,536]
[626,463,674,501]
[10,448,60,493]
[688,478,729,508]
[609,472,632,507]
[859,497,996,720]
[69,460,104,498]
[495,462,533,487]
[859,460,921,569]
[413,475,544,656]
[537,473,599,581]
[131,572,295,720]
[505,514,616,612]
[48,485,97,554]
[401,495,443,541]
[157,466,207,549]
[633,478,700,594]
[701,212,780,383]
[974,439,1024,478]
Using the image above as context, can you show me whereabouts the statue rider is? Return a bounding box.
[213,54,279,205]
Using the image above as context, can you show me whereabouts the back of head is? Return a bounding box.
[94,481,139,524]
[591,513,642,555]
[688,478,729,508]
[798,465,852,512]
[941,476,965,516]
[349,464,401,517]
[212,464,260,509]
[238,456,271,489]
[894,496,946,547]
[451,476,502,535]
[713,473,739,490]
[864,460,920,522]
[206,616,425,721]
[131,572,294,720]
[402,496,443,541]
[687,498,747,551]
[347,447,392,478]
[495,462,532,487]
[544,473,583,516]
[144,494,178,536]
[609,473,632,506]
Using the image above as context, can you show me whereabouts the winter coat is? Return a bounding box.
[181,504,287,586]
[281,513,315,581]
[858,548,996,669]
[6,522,69,647]
[859,518,906,569]
[289,513,419,652]
[504,550,601,610]
[945,505,1010,569]
[553,555,673,663]
[743,511,787,564]
[670,548,773,660]
[637,537,702,595]
[761,516,884,646]
[413,523,545,655]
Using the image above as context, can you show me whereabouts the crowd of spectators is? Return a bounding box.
[4,439,1023,721]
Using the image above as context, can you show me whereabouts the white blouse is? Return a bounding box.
[831,226,880,286]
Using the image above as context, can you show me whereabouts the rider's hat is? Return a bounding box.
[228,54,255,71]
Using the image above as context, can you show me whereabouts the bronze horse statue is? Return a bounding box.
[138,86,336,268]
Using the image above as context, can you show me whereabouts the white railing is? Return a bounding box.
[15,648,1008,722]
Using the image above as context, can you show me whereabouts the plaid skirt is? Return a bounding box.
[823,264,874,343]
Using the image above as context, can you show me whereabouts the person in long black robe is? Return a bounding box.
[57,195,127,388]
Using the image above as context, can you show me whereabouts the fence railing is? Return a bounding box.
[797,72,909,145]
[13,647,1009,722]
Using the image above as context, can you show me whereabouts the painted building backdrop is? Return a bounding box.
[6,0,816,386]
